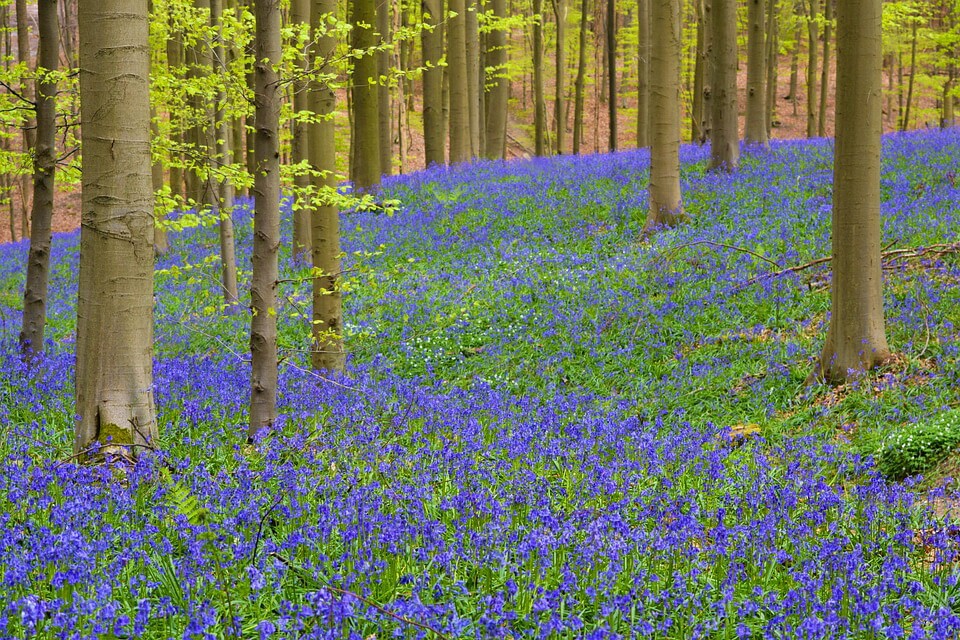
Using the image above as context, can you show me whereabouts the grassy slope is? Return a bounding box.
[1,130,960,637]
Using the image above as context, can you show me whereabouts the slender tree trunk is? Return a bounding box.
[465,0,481,157]
[185,0,214,205]
[212,0,239,306]
[1,5,11,244]
[166,13,184,200]
[789,12,799,115]
[422,0,445,165]
[60,0,76,67]
[572,0,589,153]
[448,0,470,161]
[532,0,546,155]
[249,0,282,439]
[944,66,956,128]
[606,0,616,150]
[378,0,393,173]
[900,19,917,132]
[805,0,818,137]
[636,0,649,147]
[745,0,767,146]
[815,0,889,383]
[291,0,311,258]
[645,0,685,232]
[484,0,508,158]
[310,0,345,371]
[697,0,713,143]
[553,0,568,153]
[352,0,382,186]
[710,0,738,170]
[151,114,169,255]
[75,0,157,456]
[19,0,58,357]
[817,0,831,136]
[764,0,779,136]
[15,0,34,232]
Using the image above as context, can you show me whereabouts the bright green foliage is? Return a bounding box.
[877,410,960,481]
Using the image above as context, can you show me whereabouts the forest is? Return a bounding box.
[2,0,960,637]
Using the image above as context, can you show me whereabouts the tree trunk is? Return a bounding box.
[378,0,393,173]
[465,0,480,157]
[212,0,239,307]
[448,0,470,162]
[166,13,184,200]
[815,0,889,383]
[249,0,282,439]
[636,0,649,147]
[805,0,818,137]
[606,0,616,150]
[19,0,58,357]
[352,0,382,187]
[710,0,738,170]
[422,0,445,165]
[483,0,508,158]
[764,0,779,136]
[185,0,214,205]
[290,0,312,259]
[553,0,568,153]
[789,12,799,115]
[695,0,713,143]
[645,0,685,232]
[532,0,546,155]
[900,19,917,132]
[944,66,956,128]
[15,0,35,232]
[817,0,831,136]
[572,0,589,153]
[75,0,157,456]
[310,0,345,372]
[745,0,767,146]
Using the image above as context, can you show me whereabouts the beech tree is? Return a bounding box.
[19,0,58,356]
[448,0,470,162]
[744,0,768,146]
[483,0,508,158]
[572,0,589,153]
[606,0,616,151]
[532,0,546,155]
[249,0,282,438]
[814,0,890,383]
[710,0,738,170]
[351,0,381,187]
[644,0,685,233]
[291,0,312,258]
[75,0,157,456]
[636,0,649,147]
[422,0,445,166]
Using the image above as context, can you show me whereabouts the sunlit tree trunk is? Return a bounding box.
[212,0,239,307]
[572,0,589,153]
[249,0,282,439]
[310,0,345,371]
[745,0,767,146]
[815,0,889,383]
[378,0,394,173]
[465,0,481,156]
[75,0,157,456]
[900,19,917,132]
[352,0,382,187]
[291,0,312,259]
[693,0,712,143]
[805,0,818,137]
[764,0,779,137]
[185,0,214,205]
[636,0,649,147]
[19,0,58,357]
[15,0,34,234]
[532,0,546,155]
[644,0,685,232]
[484,0,508,158]
[553,0,568,153]
[817,0,831,136]
[422,0,445,165]
[710,0,738,170]
[448,0,470,161]
[606,0,616,150]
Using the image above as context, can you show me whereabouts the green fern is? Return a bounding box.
[160,467,210,526]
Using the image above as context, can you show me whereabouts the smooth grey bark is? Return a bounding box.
[465,0,480,157]
[352,0,382,187]
[553,0,568,153]
[764,0,779,136]
[75,0,157,456]
[532,0,546,155]
[900,19,918,131]
[15,0,35,234]
[815,0,889,383]
[19,0,58,357]
[572,0,588,153]
[291,0,312,259]
[817,0,831,136]
[185,0,214,205]
[422,0,445,165]
[606,0,616,150]
[805,0,818,137]
[709,0,738,170]
[744,0,768,146]
[636,0,649,147]
[378,0,393,173]
[249,0,282,439]
[448,0,470,162]
[211,0,239,307]
[644,0,685,233]
[310,0,345,371]
[483,0,508,158]
[165,12,184,200]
